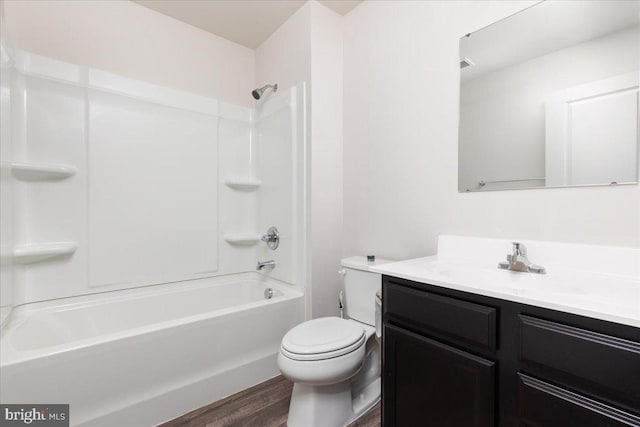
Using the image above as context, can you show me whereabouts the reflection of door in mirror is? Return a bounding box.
[546,72,639,187]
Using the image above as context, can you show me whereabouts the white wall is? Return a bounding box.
[256,1,344,318]
[343,0,640,263]
[255,3,312,97]
[459,26,639,191]
[4,0,255,107]
[309,2,344,318]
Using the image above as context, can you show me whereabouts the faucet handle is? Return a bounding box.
[261,226,280,250]
[512,242,527,256]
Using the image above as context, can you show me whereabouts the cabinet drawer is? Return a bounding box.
[519,315,640,412]
[385,281,497,351]
[517,374,640,427]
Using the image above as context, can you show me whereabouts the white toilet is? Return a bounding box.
[278,256,391,427]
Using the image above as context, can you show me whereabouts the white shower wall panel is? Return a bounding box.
[3,49,306,310]
[218,111,257,274]
[17,74,88,304]
[1,56,15,323]
[256,85,306,287]
[6,50,265,305]
[88,90,219,288]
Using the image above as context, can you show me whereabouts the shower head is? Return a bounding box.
[252,83,278,100]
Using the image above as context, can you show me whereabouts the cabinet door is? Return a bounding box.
[383,324,495,427]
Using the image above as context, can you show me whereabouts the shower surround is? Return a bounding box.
[0,44,307,426]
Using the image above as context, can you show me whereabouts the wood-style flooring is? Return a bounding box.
[159,375,380,427]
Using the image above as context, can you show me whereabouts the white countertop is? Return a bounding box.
[371,236,640,328]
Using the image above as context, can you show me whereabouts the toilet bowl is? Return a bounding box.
[278,256,391,427]
[278,317,367,385]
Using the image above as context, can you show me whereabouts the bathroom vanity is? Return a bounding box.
[373,236,640,427]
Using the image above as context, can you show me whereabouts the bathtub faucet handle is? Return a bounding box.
[261,226,280,250]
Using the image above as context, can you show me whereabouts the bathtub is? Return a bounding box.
[0,273,304,426]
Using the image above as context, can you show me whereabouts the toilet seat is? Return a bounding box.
[281,317,366,361]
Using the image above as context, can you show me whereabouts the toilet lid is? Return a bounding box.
[281,317,365,361]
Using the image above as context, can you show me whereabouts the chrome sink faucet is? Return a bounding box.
[498,242,546,274]
[257,260,276,271]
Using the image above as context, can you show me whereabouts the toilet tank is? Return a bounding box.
[341,256,393,326]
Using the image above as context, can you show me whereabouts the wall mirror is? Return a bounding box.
[458,1,639,192]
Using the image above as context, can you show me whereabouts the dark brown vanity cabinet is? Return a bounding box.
[382,276,640,427]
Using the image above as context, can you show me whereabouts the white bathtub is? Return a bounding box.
[0,273,304,426]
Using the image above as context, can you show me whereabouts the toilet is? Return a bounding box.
[278,256,391,427]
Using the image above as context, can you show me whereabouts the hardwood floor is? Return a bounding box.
[159,375,381,427]
[347,402,380,427]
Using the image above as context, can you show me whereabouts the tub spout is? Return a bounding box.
[257,260,276,271]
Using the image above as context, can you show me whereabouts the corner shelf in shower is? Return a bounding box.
[224,178,261,191]
[1,161,77,181]
[224,233,262,245]
[11,242,78,264]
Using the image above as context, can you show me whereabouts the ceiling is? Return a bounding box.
[135,0,362,49]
